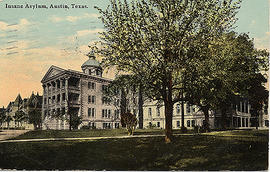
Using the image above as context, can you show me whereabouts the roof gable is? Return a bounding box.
[41,65,66,83]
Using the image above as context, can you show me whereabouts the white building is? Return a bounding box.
[41,53,120,129]
[143,99,253,129]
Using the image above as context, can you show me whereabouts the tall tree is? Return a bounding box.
[184,32,268,129]
[0,110,6,129]
[93,0,241,142]
[14,110,27,127]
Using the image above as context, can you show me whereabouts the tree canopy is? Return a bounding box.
[93,0,242,142]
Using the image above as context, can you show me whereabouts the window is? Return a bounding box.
[157,122,160,127]
[88,108,91,117]
[192,120,195,127]
[108,109,111,118]
[115,110,119,119]
[102,85,107,92]
[187,120,190,127]
[148,108,152,116]
[62,93,65,101]
[102,109,105,118]
[44,98,47,104]
[156,107,160,116]
[92,96,95,104]
[265,120,269,127]
[177,121,180,128]
[88,82,91,89]
[176,104,180,114]
[88,95,95,104]
[92,108,95,117]
[115,123,119,129]
[88,96,91,103]
[88,82,96,90]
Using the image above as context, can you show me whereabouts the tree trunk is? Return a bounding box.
[181,89,185,129]
[220,107,227,130]
[202,106,210,132]
[138,84,144,129]
[120,88,127,127]
[164,73,173,143]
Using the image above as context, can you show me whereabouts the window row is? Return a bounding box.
[44,93,66,105]
[147,104,196,117]
[88,95,96,104]
[88,108,95,118]
[102,122,120,129]
[102,109,111,118]
[88,82,96,90]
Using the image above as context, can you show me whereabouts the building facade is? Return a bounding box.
[143,98,254,129]
[3,92,42,129]
[41,53,121,130]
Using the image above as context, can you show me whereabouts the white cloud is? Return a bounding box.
[49,13,100,23]
[254,32,270,50]
[76,28,104,37]
[0,18,31,31]
[49,16,63,22]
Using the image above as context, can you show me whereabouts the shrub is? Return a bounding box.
[181,126,188,133]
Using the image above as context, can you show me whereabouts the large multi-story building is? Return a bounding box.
[143,99,253,129]
[41,53,121,130]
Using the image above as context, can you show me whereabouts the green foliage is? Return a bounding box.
[66,113,82,130]
[92,0,242,141]
[184,32,269,129]
[0,111,6,127]
[28,109,42,130]
[14,110,27,127]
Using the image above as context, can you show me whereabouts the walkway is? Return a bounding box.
[0,130,30,141]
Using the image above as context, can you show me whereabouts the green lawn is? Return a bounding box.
[0,130,268,170]
[11,128,194,140]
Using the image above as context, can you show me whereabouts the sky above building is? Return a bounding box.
[0,0,269,107]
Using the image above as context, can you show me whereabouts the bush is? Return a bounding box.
[80,125,91,130]
[80,125,97,130]
[193,125,200,133]
[181,126,188,133]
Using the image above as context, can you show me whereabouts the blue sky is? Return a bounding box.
[0,0,269,107]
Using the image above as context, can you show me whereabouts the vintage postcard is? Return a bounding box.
[0,0,269,170]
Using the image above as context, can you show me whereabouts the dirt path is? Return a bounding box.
[0,130,30,141]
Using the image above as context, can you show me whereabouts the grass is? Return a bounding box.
[0,129,268,170]
[11,128,194,140]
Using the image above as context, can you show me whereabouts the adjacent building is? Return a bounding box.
[3,92,42,129]
[41,53,121,130]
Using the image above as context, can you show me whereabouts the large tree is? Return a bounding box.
[184,32,269,129]
[93,0,241,142]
